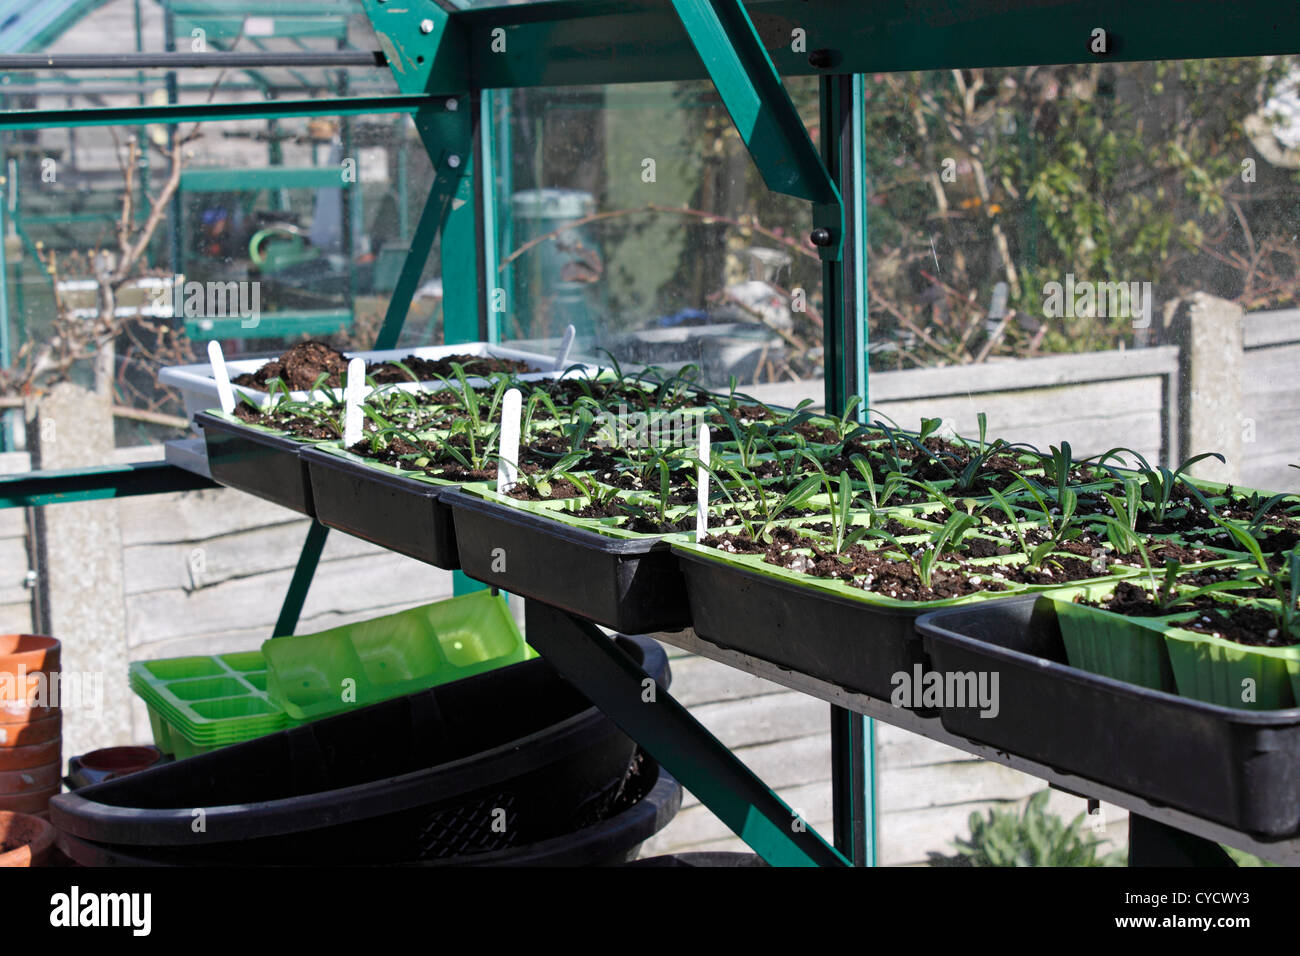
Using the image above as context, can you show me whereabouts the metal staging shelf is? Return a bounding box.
[651,626,1300,867]
[3,0,1299,867]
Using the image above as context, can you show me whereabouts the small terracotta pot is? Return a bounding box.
[0,786,59,816]
[79,746,161,779]
[0,761,60,795]
[0,635,60,675]
[0,810,56,867]
[0,712,61,748]
[0,700,59,724]
[0,737,61,772]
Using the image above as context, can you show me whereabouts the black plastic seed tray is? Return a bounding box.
[670,545,935,708]
[301,446,459,569]
[194,410,315,517]
[443,488,691,634]
[918,595,1300,838]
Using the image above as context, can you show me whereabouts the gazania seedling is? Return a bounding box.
[861,511,981,590]
[1096,447,1225,526]
[1108,527,1263,615]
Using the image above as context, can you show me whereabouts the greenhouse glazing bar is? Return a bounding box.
[0,51,385,69]
[459,0,1300,89]
[0,94,448,132]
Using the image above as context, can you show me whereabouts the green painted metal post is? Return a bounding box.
[271,521,331,638]
[0,181,10,452]
[425,104,479,345]
[163,5,182,285]
[339,59,359,326]
[478,90,503,344]
[820,72,876,866]
[431,99,488,597]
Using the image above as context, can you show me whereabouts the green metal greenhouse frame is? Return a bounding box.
[0,0,1295,867]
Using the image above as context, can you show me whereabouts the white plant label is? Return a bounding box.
[207,339,236,414]
[343,357,366,447]
[553,323,576,371]
[498,387,523,493]
[696,425,711,540]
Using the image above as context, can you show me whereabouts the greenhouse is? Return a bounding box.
[0,0,1297,895]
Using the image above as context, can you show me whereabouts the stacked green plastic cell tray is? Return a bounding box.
[130,592,533,757]
[128,651,294,759]
[262,590,533,721]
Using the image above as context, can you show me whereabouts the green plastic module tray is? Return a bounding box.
[262,590,532,721]
[129,651,296,758]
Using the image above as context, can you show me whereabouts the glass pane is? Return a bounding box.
[1,110,436,448]
[489,78,826,409]
[861,56,1300,489]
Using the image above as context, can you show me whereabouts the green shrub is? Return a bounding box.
[927,790,1126,867]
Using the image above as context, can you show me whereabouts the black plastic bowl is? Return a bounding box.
[50,634,670,864]
[57,754,683,868]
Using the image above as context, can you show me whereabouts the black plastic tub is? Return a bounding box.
[50,634,670,864]
[918,595,1300,839]
[194,410,315,516]
[444,488,691,634]
[301,446,459,569]
[57,754,682,868]
[671,545,935,707]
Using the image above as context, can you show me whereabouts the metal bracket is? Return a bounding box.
[1128,814,1238,867]
[670,0,843,261]
[361,0,467,97]
[523,601,849,867]
[0,461,216,509]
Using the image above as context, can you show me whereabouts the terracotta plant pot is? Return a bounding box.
[0,811,56,866]
[0,737,61,771]
[79,746,161,780]
[0,712,61,749]
[0,700,59,725]
[0,762,60,795]
[0,635,60,675]
[0,786,60,816]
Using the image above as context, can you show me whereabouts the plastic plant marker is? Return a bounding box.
[207,340,236,414]
[343,357,365,448]
[498,387,523,493]
[697,425,711,540]
[553,323,576,371]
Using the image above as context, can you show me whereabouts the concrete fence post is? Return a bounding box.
[1167,292,1245,484]
[30,383,132,766]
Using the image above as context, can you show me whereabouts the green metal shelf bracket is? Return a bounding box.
[523,602,849,867]
[361,0,466,99]
[670,0,842,261]
[0,460,216,510]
